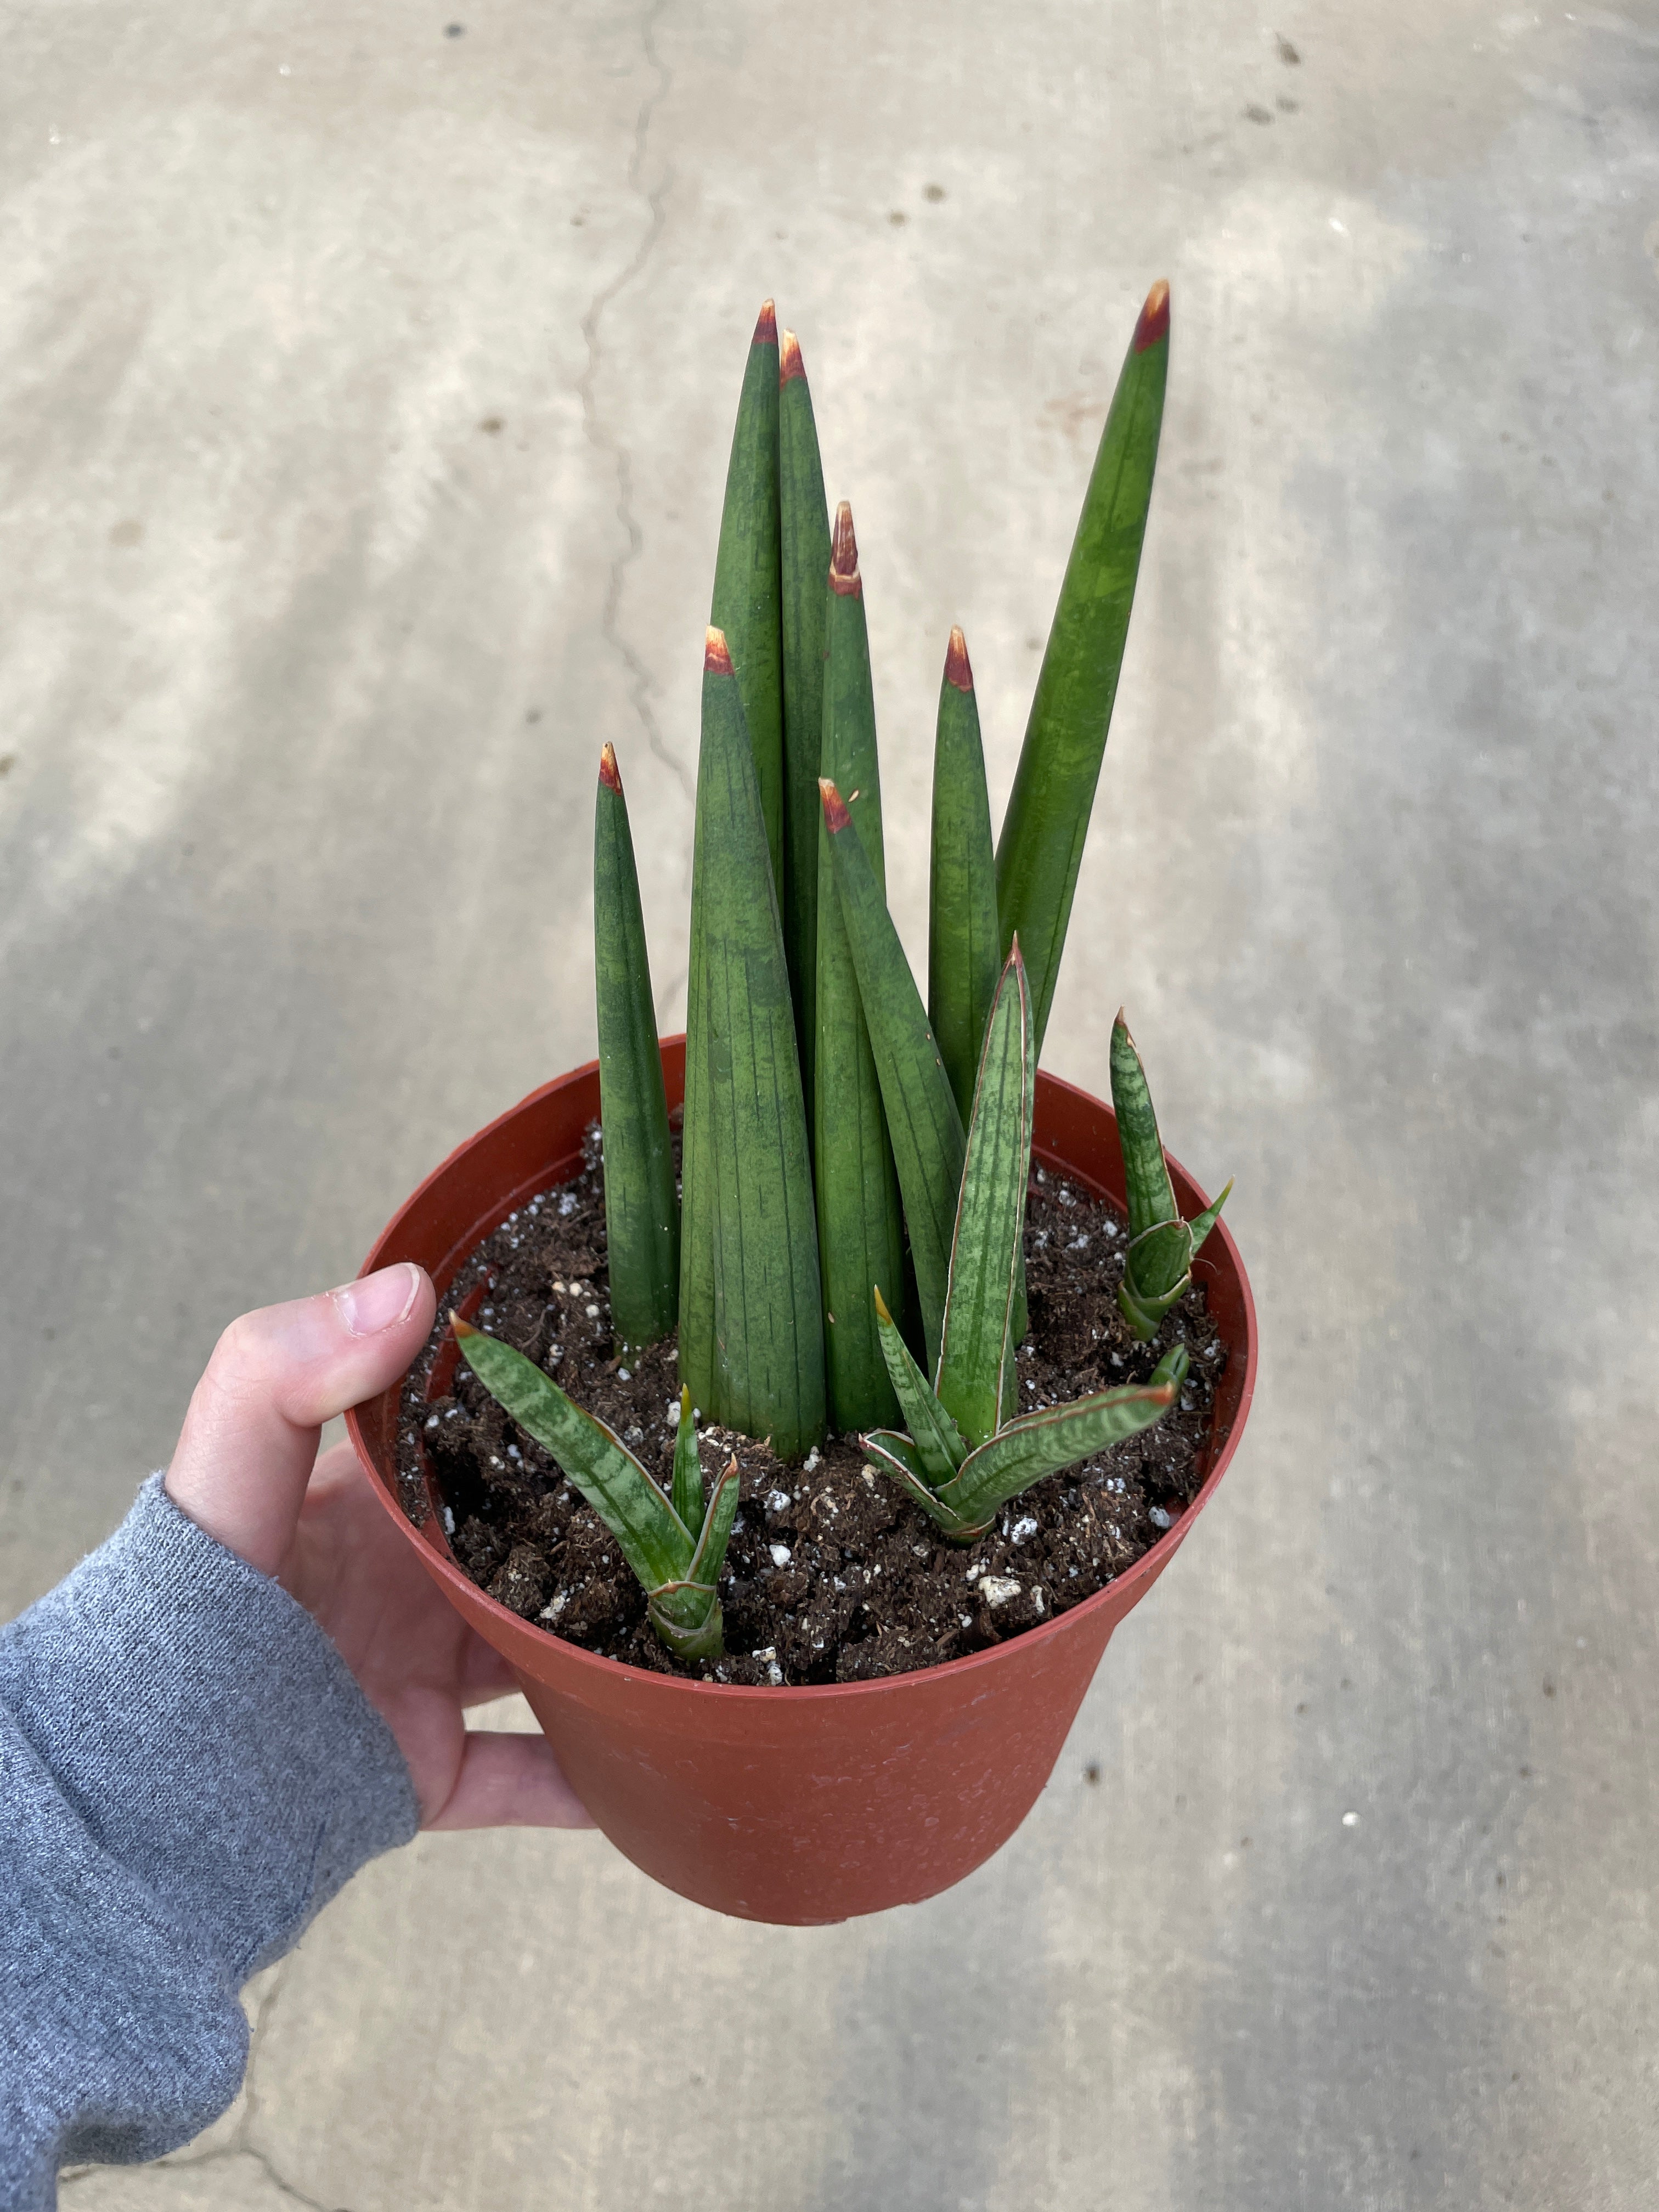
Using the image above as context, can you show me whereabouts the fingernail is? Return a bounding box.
[332,1262,421,1338]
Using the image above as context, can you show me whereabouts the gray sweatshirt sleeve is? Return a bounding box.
[0,1474,420,2207]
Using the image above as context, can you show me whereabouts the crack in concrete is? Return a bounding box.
[61,2143,329,2211]
[239,2142,334,2211]
[232,1951,290,2159]
[577,0,692,808]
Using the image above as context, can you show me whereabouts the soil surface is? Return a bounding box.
[396,1129,1226,1684]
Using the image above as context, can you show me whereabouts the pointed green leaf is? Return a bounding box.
[872,1285,967,1485]
[696,635,826,1458]
[594,745,679,1352]
[1110,1013,1231,1341]
[820,777,965,1369]
[710,301,784,893]
[453,1321,692,1591]
[814,502,905,1433]
[995,282,1170,1050]
[929,628,1001,1128]
[1109,1012,1180,1238]
[686,1452,741,1587]
[935,945,1034,1451]
[669,1385,703,1532]
[935,1374,1177,1529]
[1186,1177,1233,1258]
[678,787,716,1410]
[778,329,831,1099]
[861,1430,966,1536]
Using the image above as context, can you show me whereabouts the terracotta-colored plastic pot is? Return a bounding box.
[347,1041,1256,1925]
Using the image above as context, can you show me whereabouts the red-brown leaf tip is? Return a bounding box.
[704,625,734,676]
[945,624,973,692]
[598,742,622,793]
[450,1313,478,1340]
[753,298,777,347]
[819,777,852,833]
[1134,279,1171,352]
[830,499,861,597]
[779,328,805,385]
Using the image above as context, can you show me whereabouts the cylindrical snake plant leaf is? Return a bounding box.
[995,280,1170,1052]
[1110,1011,1232,1339]
[929,628,1001,1128]
[934,943,1033,1452]
[815,501,905,1433]
[594,743,679,1353]
[697,629,826,1457]
[710,300,785,898]
[820,777,966,1370]
[678,683,718,1409]
[452,1319,693,1590]
[778,329,831,1097]
[669,1385,703,1532]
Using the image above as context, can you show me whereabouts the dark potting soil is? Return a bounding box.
[395,1128,1226,1685]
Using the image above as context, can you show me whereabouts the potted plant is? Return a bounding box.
[347,282,1257,1925]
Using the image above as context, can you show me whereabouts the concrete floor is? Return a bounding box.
[4,0,1658,2203]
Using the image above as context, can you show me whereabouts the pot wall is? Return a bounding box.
[347,1041,1256,1924]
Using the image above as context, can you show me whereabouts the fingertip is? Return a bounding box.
[331,1262,431,1340]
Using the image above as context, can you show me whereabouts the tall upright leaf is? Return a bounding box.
[821,776,965,1368]
[995,279,1170,1051]
[928,627,1001,1127]
[814,502,904,1431]
[594,743,679,1351]
[778,328,831,1098]
[934,945,1032,1450]
[678,718,717,1408]
[696,628,825,1456]
[710,300,785,897]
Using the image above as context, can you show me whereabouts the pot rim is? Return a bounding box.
[346,1050,1257,1705]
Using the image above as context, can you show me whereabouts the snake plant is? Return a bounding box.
[1110,1013,1233,1339]
[455,280,1227,1656]
[453,1323,738,1660]
[842,898,1189,1543]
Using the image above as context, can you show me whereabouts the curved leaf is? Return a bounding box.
[453,1321,692,1592]
[935,1374,1177,1528]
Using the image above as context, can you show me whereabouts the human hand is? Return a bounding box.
[166,1262,592,1833]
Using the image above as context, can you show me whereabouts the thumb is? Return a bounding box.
[166,1263,436,1576]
